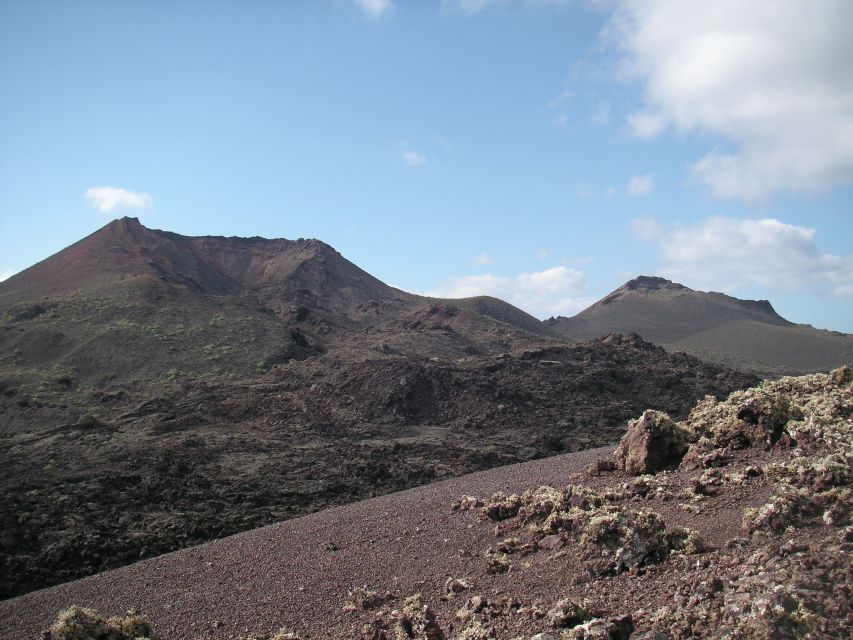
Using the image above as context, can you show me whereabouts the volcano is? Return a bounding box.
[0,217,558,394]
[546,276,853,376]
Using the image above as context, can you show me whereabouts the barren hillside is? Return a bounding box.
[0,222,756,600]
[547,276,853,377]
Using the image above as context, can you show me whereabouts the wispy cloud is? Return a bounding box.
[425,266,591,317]
[432,133,451,148]
[626,174,654,197]
[575,181,593,199]
[442,0,569,14]
[85,186,151,213]
[608,0,853,200]
[591,101,611,125]
[354,0,391,18]
[401,150,427,167]
[633,215,853,296]
[626,111,664,139]
[475,252,495,265]
[548,89,573,109]
[0,270,15,282]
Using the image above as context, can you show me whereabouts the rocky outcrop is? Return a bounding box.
[613,410,693,474]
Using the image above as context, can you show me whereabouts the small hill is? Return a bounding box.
[546,276,853,376]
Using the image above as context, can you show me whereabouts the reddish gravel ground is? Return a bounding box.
[3,446,610,638]
[0,443,793,639]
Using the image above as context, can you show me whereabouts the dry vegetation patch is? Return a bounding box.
[41,606,156,640]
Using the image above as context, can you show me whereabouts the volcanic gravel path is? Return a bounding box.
[1,447,613,638]
[2,439,781,640]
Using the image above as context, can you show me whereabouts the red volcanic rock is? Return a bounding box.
[614,410,693,475]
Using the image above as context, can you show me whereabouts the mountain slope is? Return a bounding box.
[546,276,853,376]
[0,218,556,398]
[0,222,758,599]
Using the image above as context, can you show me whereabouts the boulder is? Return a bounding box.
[614,410,693,475]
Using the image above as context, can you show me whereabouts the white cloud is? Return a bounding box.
[605,186,617,199]
[634,215,853,296]
[475,252,494,265]
[627,111,665,139]
[425,266,591,317]
[0,270,14,282]
[626,174,654,197]
[401,151,427,167]
[630,217,663,241]
[443,0,568,13]
[591,101,611,125]
[548,89,573,109]
[433,133,451,148]
[575,181,593,199]
[354,0,391,18]
[85,186,151,213]
[442,0,498,12]
[554,113,569,127]
[608,0,853,200]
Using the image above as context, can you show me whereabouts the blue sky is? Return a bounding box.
[1,0,852,331]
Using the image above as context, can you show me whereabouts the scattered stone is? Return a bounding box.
[537,534,564,551]
[486,554,511,574]
[394,594,445,640]
[346,586,385,611]
[456,595,488,621]
[482,493,523,521]
[445,577,471,596]
[561,616,632,640]
[546,598,591,628]
[452,496,484,512]
[586,459,617,476]
[452,620,495,640]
